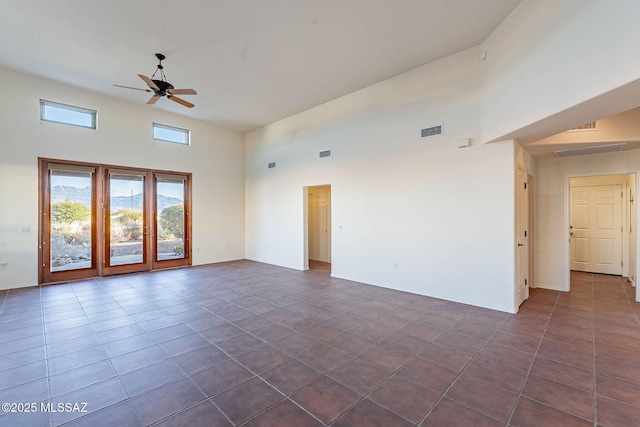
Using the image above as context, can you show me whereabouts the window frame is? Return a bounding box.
[152,122,190,145]
[39,99,97,129]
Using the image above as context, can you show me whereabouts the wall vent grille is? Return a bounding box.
[268,162,276,169]
[553,143,625,158]
[319,149,331,158]
[567,121,597,132]
[421,124,443,138]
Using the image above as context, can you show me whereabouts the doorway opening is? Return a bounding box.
[567,173,636,290]
[304,185,331,272]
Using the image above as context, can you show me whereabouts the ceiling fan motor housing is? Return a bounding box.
[152,79,174,96]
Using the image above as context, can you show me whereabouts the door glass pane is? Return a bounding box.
[156,177,185,260]
[109,173,144,266]
[50,170,92,272]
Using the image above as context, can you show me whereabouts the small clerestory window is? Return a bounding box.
[153,123,190,145]
[40,99,96,129]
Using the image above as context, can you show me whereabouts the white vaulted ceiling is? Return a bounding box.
[0,0,520,132]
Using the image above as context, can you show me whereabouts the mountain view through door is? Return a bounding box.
[40,159,191,283]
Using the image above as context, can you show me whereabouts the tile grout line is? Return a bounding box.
[37,284,56,427]
[592,274,597,427]
[200,275,392,427]
[228,297,446,426]
[26,286,44,427]
[417,313,514,426]
[504,291,557,427]
[56,278,139,426]
[5,264,637,426]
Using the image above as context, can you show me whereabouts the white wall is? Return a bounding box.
[0,67,245,289]
[246,48,518,313]
[536,151,640,301]
[481,0,640,143]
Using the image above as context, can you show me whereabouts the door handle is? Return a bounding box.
[517,243,524,247]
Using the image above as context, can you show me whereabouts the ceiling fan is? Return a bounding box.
[114,53,197,108]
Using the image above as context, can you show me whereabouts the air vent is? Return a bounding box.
[553,143,625,158]
[319,149,331,158]
[567,121,597,132]
[268,162,276,169]
[421,124,443,138]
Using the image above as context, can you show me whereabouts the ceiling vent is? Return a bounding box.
[319,149,331,158]
[553,143,625,158]
[268,162,276,169]
[421,124,443,138]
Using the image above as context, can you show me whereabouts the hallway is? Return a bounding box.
[511,271,640,425]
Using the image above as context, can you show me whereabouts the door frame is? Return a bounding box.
[102,168,153,276]
[528,174,535,290]
[569,182,623,275]
[304,184,332,270]
[39,161,101,284]
[515,164,529,308]
[38,158,192,284]
[563,171,638,292]
[152,172,193,270]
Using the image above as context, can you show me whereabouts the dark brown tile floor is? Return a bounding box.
[1,262,639,426]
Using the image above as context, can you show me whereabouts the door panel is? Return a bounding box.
[49,170,93,272]
[597,238,614,265]
[154,174,189,268]
[574,237,590,263]
[570,184,622,274]
[308,186,331,263]
[515,165,528,307]
[309,192,319,261]
[41,164,99,283]
[103,170,151,275]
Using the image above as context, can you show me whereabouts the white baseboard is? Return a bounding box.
[533,282,567,292]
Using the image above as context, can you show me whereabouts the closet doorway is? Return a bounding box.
[305,185,331,270]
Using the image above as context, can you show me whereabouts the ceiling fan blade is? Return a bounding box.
[167,88,197,95]
[138,74,160,91]
[146,95,161,105]
[113,84,152,93]
[167,95,195,108]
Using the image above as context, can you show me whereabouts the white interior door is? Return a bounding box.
[308,187,331,263]
[516,165,529,307]
[570,184,623,275]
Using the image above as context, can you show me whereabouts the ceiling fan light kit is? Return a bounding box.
[113,53,197,108]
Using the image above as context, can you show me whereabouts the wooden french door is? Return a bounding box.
[40,163,100,283]
[102,169,152,275]
[153,173,190,270]
[39,159,191,283]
